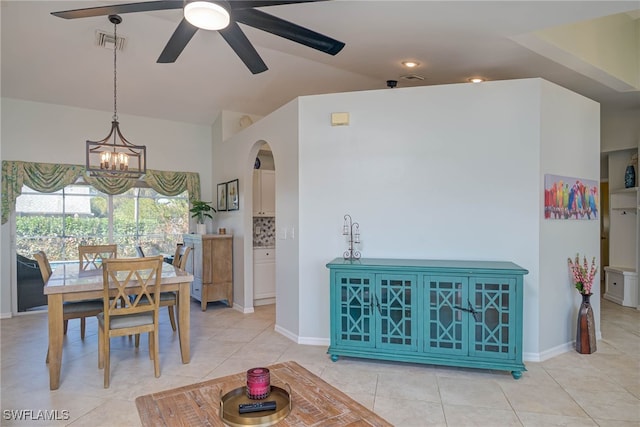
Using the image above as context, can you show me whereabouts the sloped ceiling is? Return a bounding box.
[1,1,639,125]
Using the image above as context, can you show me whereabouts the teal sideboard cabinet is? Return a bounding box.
[326,258,529,379]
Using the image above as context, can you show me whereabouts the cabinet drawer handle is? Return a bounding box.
[454,300,480,322]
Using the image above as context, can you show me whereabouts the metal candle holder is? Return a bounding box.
[342,214,361,260]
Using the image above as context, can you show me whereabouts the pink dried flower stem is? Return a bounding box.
[567,254,597,295]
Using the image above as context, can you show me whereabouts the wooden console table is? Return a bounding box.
[135,361,392,426]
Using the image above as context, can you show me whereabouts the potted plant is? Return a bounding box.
[190,200,216,234]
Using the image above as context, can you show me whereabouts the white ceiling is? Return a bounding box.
[1,1,639,125]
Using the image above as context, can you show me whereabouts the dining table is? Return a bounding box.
[44,261,194,390]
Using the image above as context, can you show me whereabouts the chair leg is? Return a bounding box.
[80,318,86,339]
[135,334,140,348]
[148,332,153,360]
[104,335,110,388]
[98,324,104,369]
[167,305,177,331]
[45,348,49,364]
[152,329,160,378]
[63,319,68,335]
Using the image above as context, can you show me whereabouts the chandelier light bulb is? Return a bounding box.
[184,1,230,30]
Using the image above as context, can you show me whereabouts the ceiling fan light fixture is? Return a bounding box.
[184,1,230,31]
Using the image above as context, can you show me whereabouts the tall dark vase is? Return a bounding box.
[625,165,636,188]
[576,293,596,354]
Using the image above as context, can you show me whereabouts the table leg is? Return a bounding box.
[177,282,190,363]
[47,294,64,390]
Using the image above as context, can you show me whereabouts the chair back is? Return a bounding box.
[177,246,192,270]
[172,243,184,267]
[33,251,52,283]
[136,246,145,258]
[79,244,117,270]
[101,256,163,321]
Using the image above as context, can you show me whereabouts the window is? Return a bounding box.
[16,182,189,263]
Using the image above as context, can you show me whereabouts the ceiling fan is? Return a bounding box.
[51,0,345,74]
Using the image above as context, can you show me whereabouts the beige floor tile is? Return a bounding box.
[593,419,640,427]
[438,376,511,409]
[565,388,640,422]
[376,369,440,402]
[67,398,141,427]
[2,298,638,426]
[443,404,523,426]
[319,362,380,395]
[500,382,589,418]
[517,411,599,426]
[374,396,446,427]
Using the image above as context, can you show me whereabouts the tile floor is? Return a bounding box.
[1,298,638,426]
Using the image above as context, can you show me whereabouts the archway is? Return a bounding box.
[250,141,276,309]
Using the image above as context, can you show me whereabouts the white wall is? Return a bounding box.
[0,98,213,317]
[220,78,600,359]
[538,80,601,358]
[601,109,640,153]
[296,80,543,347]
[212,103,301,341]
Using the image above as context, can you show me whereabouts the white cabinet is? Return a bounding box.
[604,267,638,307]
[254,248,275,304]
[253,170,275,217]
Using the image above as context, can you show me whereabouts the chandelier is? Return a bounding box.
[86,15,146,178]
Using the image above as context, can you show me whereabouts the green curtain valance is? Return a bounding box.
[144,169,200,203]
[1,160,201,224]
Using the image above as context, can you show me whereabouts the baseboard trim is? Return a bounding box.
[232,303,254,314]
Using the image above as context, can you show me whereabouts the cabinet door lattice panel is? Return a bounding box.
[378,275,417,350]
[426,276,468,354]
[471,278,515,359]
[337,273,375,348]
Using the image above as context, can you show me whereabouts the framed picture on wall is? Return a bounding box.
[544,174,599,220]
[227,179,239,211]
[217,183,227,212]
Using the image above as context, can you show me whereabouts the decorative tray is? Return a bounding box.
[220,385,291,427]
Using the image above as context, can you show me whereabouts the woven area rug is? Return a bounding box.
[135,360,393,426]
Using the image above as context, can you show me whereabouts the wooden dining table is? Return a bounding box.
[44,261,194,390]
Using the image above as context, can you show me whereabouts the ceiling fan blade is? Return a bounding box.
[219,21,268,74]
[234,9,344,55]
[230,0,327,10]
[51,1,183,19]
[157,19,199,63]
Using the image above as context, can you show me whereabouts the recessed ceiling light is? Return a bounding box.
[469,77,485,83]
[402,61,419,68]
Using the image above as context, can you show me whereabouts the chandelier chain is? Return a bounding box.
[113,18,118,122]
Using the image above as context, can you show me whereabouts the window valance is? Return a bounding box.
[1,161,201,224]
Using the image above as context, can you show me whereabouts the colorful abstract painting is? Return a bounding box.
[544,175,599,220]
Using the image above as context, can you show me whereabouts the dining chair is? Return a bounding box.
[164,245,191,331]
[138,245,191,334]
[98,256,163,388]
[171,243,184,267]
[34,251,103,363]
[79,244,117,270]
